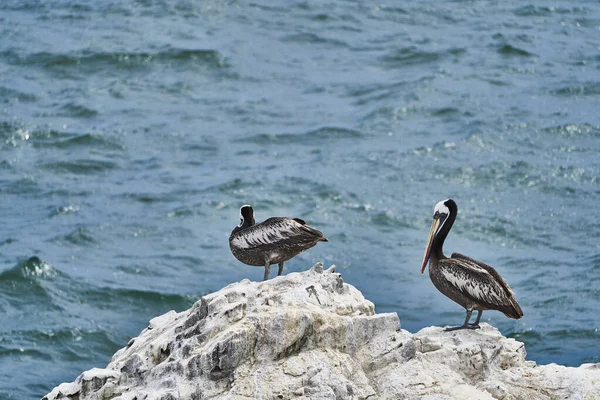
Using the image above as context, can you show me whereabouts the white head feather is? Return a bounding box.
[434,199,450,216]
[433,199,451,235]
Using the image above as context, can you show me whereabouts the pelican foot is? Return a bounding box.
[444,325,468,331]
[444,324,481,331]
[445,310,482,331]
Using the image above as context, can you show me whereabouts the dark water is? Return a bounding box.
[1,0,600,398]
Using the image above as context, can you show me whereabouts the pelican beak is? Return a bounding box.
[421,218,440,274]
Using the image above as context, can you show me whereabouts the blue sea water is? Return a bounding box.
[1,0,599,398]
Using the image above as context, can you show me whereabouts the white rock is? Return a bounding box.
[43,264,600,400]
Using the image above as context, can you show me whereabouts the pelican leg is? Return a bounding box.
[263,260,271,281]
[444,310,473,331]
[277,262,284,276]
[468,310,483,329]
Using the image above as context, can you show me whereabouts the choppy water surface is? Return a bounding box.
[1,1,600,397]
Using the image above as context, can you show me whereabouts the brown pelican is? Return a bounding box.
[421,199,523,331]
[229,205,328,280]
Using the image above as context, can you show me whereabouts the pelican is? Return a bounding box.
[421,199,523,331]
[229,205,328,280]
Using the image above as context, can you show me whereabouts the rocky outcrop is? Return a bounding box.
[44,263,600,400]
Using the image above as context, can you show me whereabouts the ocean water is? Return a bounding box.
[1,0,599,398]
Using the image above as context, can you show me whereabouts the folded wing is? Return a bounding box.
[439,254,523,318]
[231,217,325,250]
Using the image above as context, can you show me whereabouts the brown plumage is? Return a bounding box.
[229,205,327,281]
[421,199,523,331]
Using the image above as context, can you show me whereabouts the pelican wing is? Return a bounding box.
[450,253,516,299]
[438,255,520,315]
[230,217,324,250]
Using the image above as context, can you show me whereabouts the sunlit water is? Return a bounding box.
[1,1,599,398]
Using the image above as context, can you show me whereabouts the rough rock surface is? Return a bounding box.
[44,263,600,400]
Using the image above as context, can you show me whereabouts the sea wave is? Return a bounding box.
[241,126,363,145]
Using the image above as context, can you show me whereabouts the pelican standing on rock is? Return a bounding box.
[421,199,523,331]
[229,205,328,280]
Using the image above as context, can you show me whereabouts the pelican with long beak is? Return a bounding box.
[421,199,523,331]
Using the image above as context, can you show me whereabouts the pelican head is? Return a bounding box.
[239,205,255,227]
[420,199,454,274]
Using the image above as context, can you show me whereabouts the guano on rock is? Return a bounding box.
[44,264,600,400]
